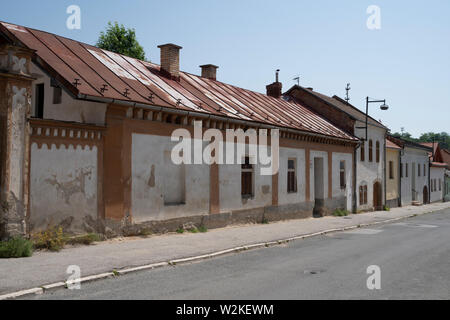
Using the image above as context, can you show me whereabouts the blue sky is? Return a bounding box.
[2,0,449,136]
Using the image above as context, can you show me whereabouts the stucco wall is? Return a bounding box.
[30,143,98,233]
[331,152,353,210]
[131,133,210,222]
[386,148,399,201]
[354,123,386,210]
[430,167,444,203]
[30,64,106,125]
[400,147,429,205]
[278,146,306,205]
[219,142,272,213]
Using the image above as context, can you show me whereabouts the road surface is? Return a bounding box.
[25,209,450,299]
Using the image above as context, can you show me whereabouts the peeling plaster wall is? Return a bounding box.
[430,167,444,203]
[400,147,429,206]
[219,142,272,213]
[30,143,98,233]
[131,133,210,222]
[278,147,306,205]
[30,64,106,125]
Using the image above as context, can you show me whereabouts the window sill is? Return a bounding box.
[241,195,254,200]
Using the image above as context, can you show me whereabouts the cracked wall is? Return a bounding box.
[29,143,98,233]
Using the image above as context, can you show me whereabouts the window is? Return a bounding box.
[35,83,44,118]
[406,163,409,177]
[241,156,253,197]
[423,164,426,176]
[439,179,442,191]
[359,185,368,205]
[369,140,373,162]
[53,86,62,104]
[340,161,346,189]
[287,159,297,193]
[360,141,365,162]
[400,163,403,178]
[389,161,394,179]
[376,141,380,163]
[418,163,421,176]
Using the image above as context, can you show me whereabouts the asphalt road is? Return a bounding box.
[26,209,450,300]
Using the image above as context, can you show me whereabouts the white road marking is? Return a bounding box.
[390,223,438,228]
[344,228,383,235]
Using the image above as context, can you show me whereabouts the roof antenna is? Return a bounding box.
[293,76,300,86]
[345,83,351,103]
[275,69,280,82]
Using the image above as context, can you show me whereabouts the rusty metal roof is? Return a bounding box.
[0,21,357,142]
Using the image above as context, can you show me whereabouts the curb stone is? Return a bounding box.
[1,205,448,300]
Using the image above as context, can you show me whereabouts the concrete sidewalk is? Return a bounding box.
[1,202,449,296]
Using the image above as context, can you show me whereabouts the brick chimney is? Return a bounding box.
[200,64,218,80]
[266,69,282,98]
[157,43,182,80]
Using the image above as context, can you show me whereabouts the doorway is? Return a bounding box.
[313,157,325,217]
[423,186,428,204]
[373,181,382,210]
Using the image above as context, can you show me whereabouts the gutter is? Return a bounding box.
[77,94,359,145]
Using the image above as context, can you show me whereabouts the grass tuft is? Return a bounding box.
[332,209,349,217]
[0,237,33,258]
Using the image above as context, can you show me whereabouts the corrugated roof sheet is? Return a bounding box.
[0,21,357,141]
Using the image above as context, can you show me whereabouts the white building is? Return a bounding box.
[285,88,389,212]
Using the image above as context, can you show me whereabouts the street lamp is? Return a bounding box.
[359,97,389,141]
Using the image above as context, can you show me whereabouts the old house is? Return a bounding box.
[386,139,401,208]
[420,142,447,203]
[285,86,389,212]
[0,22,359,238]
[387,136,431,205]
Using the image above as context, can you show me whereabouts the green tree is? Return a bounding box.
[418,132,450,149]
[97,22,146,60]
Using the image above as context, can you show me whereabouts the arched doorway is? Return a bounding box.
[423,186,428,204]
[373,181,382,210]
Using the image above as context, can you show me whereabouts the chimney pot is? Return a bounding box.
[200,64,218,80]
[158,43,182,80]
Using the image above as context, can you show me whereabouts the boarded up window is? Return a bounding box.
[369,140,373,162]
[340,160,346,189]
[360,141,365,162]
[376,141,380,163]
[418,163,421,176]
[241,156,253,197]
[400,163,403,178]
[287,159,297,193]
[163,151,185,205]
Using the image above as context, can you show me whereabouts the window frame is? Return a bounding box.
[241,156,254,198]
[287,158,297,193]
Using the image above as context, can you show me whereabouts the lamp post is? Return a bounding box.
[359,97,389,141]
